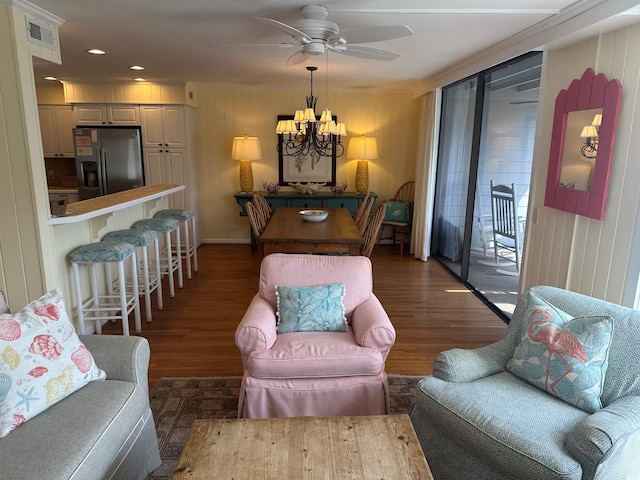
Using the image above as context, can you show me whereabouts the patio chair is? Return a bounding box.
[489,180,525,274]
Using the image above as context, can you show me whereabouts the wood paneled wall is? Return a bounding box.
[194,88,421,243]
[524,23,640,306]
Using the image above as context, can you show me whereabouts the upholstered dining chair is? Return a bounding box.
[235,253,396,419]
[246,201,265,256]
[361,203,385,258]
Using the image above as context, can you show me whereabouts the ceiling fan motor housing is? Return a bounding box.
[303,42,326,55]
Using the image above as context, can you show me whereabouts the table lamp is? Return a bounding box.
[347,135,378,194]
[231,134,262,193]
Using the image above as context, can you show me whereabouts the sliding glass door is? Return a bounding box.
[432,52,542,319]
[431,78,477,278]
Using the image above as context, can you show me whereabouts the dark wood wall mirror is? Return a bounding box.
[545,68,622,220]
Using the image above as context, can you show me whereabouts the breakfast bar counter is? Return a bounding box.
[49,184,185,225]
[48,184,186,333]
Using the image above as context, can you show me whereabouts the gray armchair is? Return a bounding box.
[410,285,640,480]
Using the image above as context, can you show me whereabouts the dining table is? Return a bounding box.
[259,207,364,256]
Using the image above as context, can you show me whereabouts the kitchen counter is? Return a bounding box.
[49,184,185,225]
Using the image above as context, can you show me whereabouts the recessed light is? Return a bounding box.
[44,76,57,81]
[87,49,107,55]
[130,65,144,71]
[133,77,146,82]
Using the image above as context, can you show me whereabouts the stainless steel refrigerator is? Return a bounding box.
[74,127,144,200]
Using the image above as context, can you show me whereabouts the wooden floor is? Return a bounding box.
[100,244,508,389]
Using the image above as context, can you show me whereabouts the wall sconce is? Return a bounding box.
[580,125,598,160]
[347,135,378,194]
[231,134,262,193]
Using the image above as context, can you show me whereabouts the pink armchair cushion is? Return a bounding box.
[247,331,384,379]
[259,254,373,317]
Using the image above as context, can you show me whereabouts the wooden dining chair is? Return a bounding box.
[354,194,376,235]
[352,192,371,224]
[381,181,415,255]
[253,191,272,225]
[361,203,386,258]
[246,201,265,256]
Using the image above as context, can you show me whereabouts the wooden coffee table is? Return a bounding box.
[173,414,433,479]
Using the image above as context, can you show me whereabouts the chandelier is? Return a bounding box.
[276,65,347,158]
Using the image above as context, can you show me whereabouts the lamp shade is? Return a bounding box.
[591,113,602,126]
[347,135,378,160]
[231,134,262,161]
[580,125,598,138]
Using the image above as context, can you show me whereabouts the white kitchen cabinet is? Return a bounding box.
[74,104,141,126]
[144,148,189,210]
[38,105,76,157]
[140,105,186,148]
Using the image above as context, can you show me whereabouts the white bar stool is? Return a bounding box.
[133,217,182,297]
[154,209,198,280]
[69,241,141,336]
[102,229,163,323]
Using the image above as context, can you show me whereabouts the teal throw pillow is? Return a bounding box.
[384,201,410,223]
[507,292,613,413]
[276,283,347,333]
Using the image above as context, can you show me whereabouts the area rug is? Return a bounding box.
[146,374,423,479]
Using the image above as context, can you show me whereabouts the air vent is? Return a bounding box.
[25,17,56,51]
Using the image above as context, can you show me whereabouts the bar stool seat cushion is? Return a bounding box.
[133,218,179,232]
[154,209,195,221]
[69,242,135,264]
[102,229,158,247]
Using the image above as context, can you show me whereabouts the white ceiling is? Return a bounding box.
[25,0,640,92]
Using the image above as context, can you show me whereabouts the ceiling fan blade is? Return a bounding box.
[333,45,399,61]
[330,25,414,45]
[287,50,309,66]
[254,17,311,44]
[209,43,295,48]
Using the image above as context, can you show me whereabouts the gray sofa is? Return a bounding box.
[410,285,640,480]
[0,335,161,480]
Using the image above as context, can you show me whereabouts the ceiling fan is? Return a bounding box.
[255,5,414,66]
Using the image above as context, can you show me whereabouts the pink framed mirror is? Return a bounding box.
[544,68,622,220]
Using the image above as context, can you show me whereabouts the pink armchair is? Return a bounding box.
[235,253,396,418]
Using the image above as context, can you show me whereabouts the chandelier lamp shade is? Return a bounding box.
[231,134,262,193]
[347,135,378,194]
[276,65,347,158]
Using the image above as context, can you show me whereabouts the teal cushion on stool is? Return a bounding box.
[102,229,158,247]
[69,242,135,263]
[133,217,179,232]
[154,209,195,221]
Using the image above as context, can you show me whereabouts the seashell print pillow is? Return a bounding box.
[0,289,106,437]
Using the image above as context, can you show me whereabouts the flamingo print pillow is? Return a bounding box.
[507,292,613,413]
[0,289,105,437]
